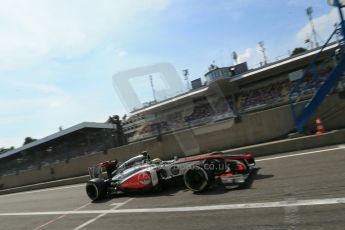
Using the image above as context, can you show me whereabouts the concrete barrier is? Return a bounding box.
[223,129,345,157]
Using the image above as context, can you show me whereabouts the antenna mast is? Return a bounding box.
[182,69,190,90]
[149,75,156,102]
[258,41,268,65]
[232,51,238,65]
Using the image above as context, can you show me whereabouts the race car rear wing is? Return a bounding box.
[88,165,104,179]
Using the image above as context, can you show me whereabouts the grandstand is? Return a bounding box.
[123,42,344,142]
[0,122,123,176]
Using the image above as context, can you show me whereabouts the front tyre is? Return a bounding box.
[86,178,107,201]
[183,165,211,192]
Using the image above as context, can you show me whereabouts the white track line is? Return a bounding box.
[31,202,91,230]
[256,146,345,162]
[0,184,85,198]
[72,198,134,230]
[0,197,344,216]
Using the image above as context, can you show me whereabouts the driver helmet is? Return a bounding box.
[141,151,150,160]
[152,158,162,164]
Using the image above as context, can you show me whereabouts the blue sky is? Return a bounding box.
[0,0,342,148]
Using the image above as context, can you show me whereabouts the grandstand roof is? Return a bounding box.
[131,86,209,115]
[231,42,338,83]
[0,122,117,160]
[130,42,339,116]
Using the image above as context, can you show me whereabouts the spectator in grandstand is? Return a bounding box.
[238,81,286,111]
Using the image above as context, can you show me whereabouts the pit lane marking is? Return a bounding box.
[31,202,91,230]
[0,197,344,216]
[72,198,134,230]
[256,145,345,162]
[110,202,126,206]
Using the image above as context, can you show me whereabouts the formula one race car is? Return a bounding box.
[86,151,255,201]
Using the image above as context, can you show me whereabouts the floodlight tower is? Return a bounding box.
[305,36,314,49]
[306,7,320,48]
[258,41,268,65]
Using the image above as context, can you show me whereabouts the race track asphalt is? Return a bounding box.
[1,144,345,230]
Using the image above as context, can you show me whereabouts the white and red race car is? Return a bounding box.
[86,151,256,201]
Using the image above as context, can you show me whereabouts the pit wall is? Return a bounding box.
[1,93,345,190]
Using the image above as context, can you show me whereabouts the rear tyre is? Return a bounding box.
[183,165,211,192]
[86,178,107,201]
